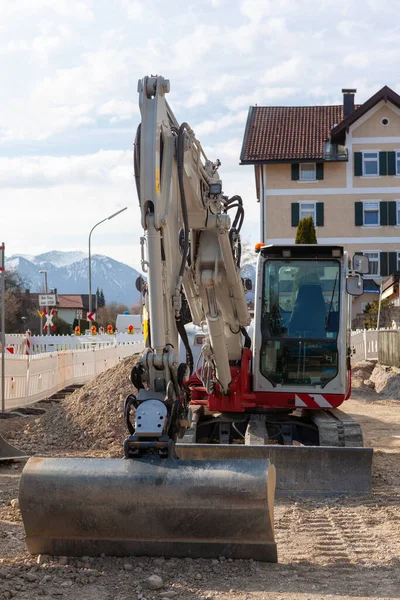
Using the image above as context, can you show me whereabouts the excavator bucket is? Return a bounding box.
[0,433,29,461]
[19,455,277,561]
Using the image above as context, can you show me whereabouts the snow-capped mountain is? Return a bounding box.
[6,251,142,306]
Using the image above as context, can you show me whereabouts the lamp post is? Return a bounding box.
[88,207,128,314]
[39,270,48,336]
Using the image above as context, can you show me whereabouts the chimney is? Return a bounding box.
[342,88,357,119]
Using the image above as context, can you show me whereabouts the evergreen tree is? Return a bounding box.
[100,289,105,307]
[295,216,317,244]
[96,287,105,308]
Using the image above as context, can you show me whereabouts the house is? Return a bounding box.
[56,294,97,326]
[20,291,97,333]
[240,86,400,318]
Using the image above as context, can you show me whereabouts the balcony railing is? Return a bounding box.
[322,142,348,161]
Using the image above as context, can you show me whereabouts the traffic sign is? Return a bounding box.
[37,310,44,318]
[43,309,56,332]
[87,312,96,322]
[76,309,83,319]
[39,294,56,307]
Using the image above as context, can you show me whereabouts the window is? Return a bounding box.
[397,252,400,272]
[363,202,379,226]
[260,260,341,387]
[363,251,380,276]
[363,151,379,176]
[300,163,316,181]
[299,202,316,222]
[381,118,389,126]
[397,200,400,225]
[396,151,400,175]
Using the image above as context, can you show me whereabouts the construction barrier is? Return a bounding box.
[4,332,143,355]
[1,342,144,411]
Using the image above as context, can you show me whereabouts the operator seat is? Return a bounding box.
[288,283,326,338]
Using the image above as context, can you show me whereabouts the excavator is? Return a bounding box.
[19,75,373,562]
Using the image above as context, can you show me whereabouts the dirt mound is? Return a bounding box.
[352,360,400,400]
[351,360,376,389]
[369,363,400,398]
[14,355,139,457]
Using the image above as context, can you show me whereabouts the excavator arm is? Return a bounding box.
[126,75,251,458]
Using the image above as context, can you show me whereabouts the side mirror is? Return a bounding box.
[353,254,369,275]
[135,276,145,293]
[346,274,364,296]
[242,277,252,291]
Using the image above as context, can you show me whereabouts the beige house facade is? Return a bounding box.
[241,86,400,318]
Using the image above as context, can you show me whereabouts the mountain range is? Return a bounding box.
[6,250,257,308]
[6,251,142,307]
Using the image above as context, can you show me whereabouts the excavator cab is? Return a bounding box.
[255,245,346,392]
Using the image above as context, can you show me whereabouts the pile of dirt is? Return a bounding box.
[369,363,400,398]
[9,355,139,457]
[352,360,400,400]
[351,360,376,390]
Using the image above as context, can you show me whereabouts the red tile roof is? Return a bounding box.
[57,295,84,309]
[240,104,358,163]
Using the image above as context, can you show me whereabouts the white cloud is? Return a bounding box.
[1,0,400,268]
[194,111,249,136]
[0,151,132,188]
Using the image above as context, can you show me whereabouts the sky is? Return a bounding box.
[1,0,400,271]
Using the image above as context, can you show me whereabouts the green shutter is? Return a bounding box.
[354,152,363,176]
[291,164,299,180]
[316,202,324,226]
[380,252,388,277]
[316,163,324,180]
[355,202,363,226]
[389,252,397,275]
[389,201,397,225]
[379,151,387,176]
[388,151,396,175]
[380,201,388,226]
[291,203,299,226]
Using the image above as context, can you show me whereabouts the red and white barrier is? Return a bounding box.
[25,330,31,355]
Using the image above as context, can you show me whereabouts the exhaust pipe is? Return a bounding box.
[19,456,277,562]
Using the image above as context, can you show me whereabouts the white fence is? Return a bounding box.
[4,333,143,355]
[1,341,144,411]
[351,329,379,362]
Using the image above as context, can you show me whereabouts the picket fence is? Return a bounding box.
[351,329,379,362]
[4,333,143,355]
[1,341,144,411]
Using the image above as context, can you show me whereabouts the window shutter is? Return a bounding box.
[316,163,324,180]
[291,203,299,227]
[388,151,396,175]
[380,201,388,226]
[379,151,387,176]
[388,201,397,225]
[354,152,363,176]
[291,164,299,180]
[316,202,324,226]
[380,252,388,277]
[355,202,363,226]
[389,252,397,275]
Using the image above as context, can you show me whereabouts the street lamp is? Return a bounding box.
[39,270,48,294]
[88,207,128,314]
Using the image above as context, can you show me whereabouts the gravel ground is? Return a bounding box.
[0,360,399,600]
